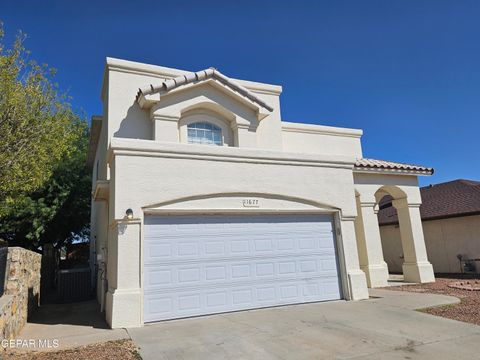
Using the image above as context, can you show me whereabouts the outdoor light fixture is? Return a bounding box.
[126,208,134,219]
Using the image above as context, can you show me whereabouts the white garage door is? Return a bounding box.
[143,214,342,323]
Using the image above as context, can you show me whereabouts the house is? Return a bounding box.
[87,58,435,328]
[378,179,480,274]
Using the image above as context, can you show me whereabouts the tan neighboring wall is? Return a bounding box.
[380,215,480,274]
[0,247,41,340]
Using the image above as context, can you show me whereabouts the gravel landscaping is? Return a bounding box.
[3,339,141,360]
[387,274,480,326]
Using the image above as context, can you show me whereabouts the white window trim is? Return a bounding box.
[187,122,223,146]
[179,110,233,146]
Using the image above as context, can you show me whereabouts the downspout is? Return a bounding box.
[100,199,110,313]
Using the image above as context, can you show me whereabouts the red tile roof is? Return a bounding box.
[355,158,434,175]
[136,68,274,112]
[378,179,480,225]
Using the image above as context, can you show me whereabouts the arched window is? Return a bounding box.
[187,122,223,145]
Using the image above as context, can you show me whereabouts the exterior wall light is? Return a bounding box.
[126,208,134,219]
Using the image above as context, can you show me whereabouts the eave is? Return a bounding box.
[93,180,109,201]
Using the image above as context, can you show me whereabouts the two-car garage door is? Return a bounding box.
[143,214,342,323]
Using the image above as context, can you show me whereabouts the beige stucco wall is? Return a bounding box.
[378,224,404,273]
[103,58,283,148]
[92,58,423,327]
[102,138,370,327]
[353,172,422,204]
[380,215,480,273]
[110,139,358,220]
[282,122,363,158]
[101,58,363,157]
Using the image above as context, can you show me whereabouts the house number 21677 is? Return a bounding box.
[242,198,260,207]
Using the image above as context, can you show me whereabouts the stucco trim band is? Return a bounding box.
[282,122,363,138]
[108,138,356,169]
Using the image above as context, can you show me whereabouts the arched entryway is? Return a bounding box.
[374,186,407,283]
[354,183,435,288]
[376,194,404,281]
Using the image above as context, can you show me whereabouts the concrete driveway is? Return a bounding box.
[128,289,480,360]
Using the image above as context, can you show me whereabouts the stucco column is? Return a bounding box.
[339,217,369,300]
[151,113,180,141]
[105,219,142,328]
[354,196,389,288]
[231,122,257,148]
[392,198,435,283]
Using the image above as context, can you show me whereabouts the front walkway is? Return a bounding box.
[386,273,418,286]
[128,290,476,360]
[15,300,128,351]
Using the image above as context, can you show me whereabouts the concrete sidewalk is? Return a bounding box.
[15,300,129,350]
[128,289,478,360]
[368,288,461,310]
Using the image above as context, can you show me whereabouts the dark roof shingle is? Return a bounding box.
[378,179,480,225]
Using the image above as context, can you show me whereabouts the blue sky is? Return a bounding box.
[2,0,479,186]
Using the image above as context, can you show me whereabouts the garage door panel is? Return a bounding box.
[145,214,334,226]
[145,250,337,267]
[144,256,339,292]
[146,228,333,239]
[144,276,341,322]
[144,275,341,297]
[144,214,341,322]
[144,234,335,264]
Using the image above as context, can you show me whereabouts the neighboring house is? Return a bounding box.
[379,179,480,274]
[87,58,435,328]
